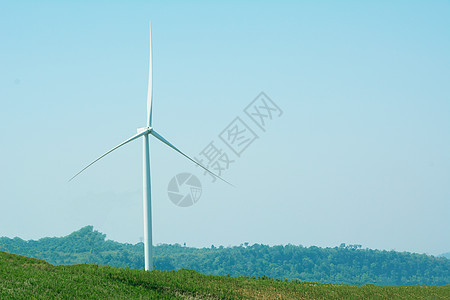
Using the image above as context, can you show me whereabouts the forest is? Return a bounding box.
[0,226,448,286]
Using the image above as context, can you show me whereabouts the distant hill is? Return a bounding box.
[439,252,450,259]
[1,251,449,299]
[0,226,449,286]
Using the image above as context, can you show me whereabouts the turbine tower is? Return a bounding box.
[70,23,230,271]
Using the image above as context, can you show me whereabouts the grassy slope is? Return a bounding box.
[0,252,448,299]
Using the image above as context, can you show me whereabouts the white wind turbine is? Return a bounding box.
[70,23,230,271]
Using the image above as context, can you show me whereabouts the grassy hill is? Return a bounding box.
[1,251,449,299]
[1,226,449,286]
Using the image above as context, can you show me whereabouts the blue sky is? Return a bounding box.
[0,1,449,255]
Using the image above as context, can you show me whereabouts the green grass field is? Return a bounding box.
[1,251,448,299]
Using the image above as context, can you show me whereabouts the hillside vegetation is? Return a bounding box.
[0,226,449,286]
[1,251,449,299]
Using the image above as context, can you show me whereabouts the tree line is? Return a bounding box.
[0,226,448,286]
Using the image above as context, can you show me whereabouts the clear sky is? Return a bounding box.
[0,1,449,256]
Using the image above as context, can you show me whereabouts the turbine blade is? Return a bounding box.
[147,21,153,127]
[150,130,234,186]
[69,130,148,182]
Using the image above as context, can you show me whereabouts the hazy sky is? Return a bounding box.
[0,1,449,256]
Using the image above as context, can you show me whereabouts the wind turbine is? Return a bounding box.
[70,23,230,271]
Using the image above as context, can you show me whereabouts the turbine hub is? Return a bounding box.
[137,126,152,134]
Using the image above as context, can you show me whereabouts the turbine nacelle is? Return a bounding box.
[137,127,153,135]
